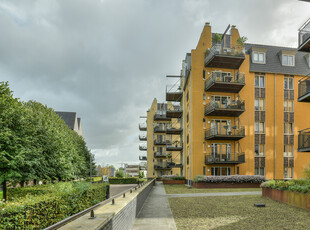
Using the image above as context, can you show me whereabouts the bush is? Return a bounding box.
[108,177,139,184]
[261,179,310,194]
[0,181,108,229]
[304,163,310,179]
[194,175,266,184]
[162,175,185,180]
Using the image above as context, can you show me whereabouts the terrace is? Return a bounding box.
[297,73,310,102]
[205,152,245,164]
[205,72,245,93]
[298,17,310,52]
[205,126,245,140]
[205,100,245,117]
[298,127,310,152]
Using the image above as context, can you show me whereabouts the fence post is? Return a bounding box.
[106,184,110,199]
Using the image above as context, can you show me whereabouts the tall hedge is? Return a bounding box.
[108,177,140,184]
[0,182,108,229]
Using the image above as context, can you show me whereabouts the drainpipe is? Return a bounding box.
[274,73,277,179]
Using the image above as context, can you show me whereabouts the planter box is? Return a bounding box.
[262,187,310,211]
[193,182,261,189]
[163,180,186,185]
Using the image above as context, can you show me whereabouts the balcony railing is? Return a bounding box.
[154,114,171,121]
[298,128,310,152]
[139,156,147,161]
[154,125,166,133]
[205,100,245,117]
[139,145,147,151]
[154,152,171,158]
[167,162,183,168]
[139,123,147,131]
[205,44,245,69]
[205,152,245,164]
[298,17,310,52]
[298,73,310,102]
[166,84,182,102]
[205,126,245,140]
[166,103,183,118]
[139,134,147,141]
[166,123,182,135]
[166,143,183,151]
[154,163,171,170]
[154,139,167,145]
[205,72,245,93]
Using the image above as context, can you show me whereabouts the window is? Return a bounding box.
[203,118,206,129]
[255,167,265,176]
[203,94,206,104]
[284,122,293,135]
[203,70,206,80]
[284,144,293,157]
[186,90,189,102]
[284,167,293,179]
[211,95,231,109]
[282,55,294,66]
[203,166,206,176]
[255,144,265,157]
[253,51,265,64]
[211,167,231,176]
[284,100,294,112]
[255,75,265,88]
[203,142,207,153]
[284,77,294,90]
[255,122,265,134]
[255,98,265,111]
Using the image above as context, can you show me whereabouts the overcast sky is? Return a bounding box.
[1,0,310,168]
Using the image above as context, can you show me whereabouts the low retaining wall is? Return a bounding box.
[163,180,186,185]
[57,179,155,230]
[193,182,261,188]
[262,187,310,211]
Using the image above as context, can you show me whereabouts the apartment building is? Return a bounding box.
[139,98,183,178]
[183,22,310,181]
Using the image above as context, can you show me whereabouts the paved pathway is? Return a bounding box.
[167,191,262,198]
[131,181,177,230]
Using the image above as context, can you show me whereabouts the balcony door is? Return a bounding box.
[211,143,231,161]
[211,95,231,109]
[211,119,231,135]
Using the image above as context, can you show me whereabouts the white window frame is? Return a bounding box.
[284,144,294,157]
[284,167,294,179]
[282,54,295,67]
[255,75,265,88]
[284,122,294,135]
[284,100,294,112]
[255,121,265,134]
[255,98,265,111]
[255,144,265,157]
[253,51,266,64]
[284,77,294,90]
[255,167,265,176]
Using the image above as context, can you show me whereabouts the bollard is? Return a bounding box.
[112,199,115,205]
[89,210,95,219]
[123,193,126,198]
[106,184,110,200]
[130,189,132,193]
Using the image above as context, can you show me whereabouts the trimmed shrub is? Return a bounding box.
[108,177,139,184]
[162,175,185,180]
[0,182,108,229]
[261,179,310,194]
[194,175,266,184]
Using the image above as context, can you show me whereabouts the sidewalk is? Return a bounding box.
[167,191,262,198]
[131,181,177,230]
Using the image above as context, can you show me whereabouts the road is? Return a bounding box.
[110,184,137,197]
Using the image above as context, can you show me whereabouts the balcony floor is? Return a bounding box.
[205,55,245,69]
[166,128,183,135]
[205,82,245,93]
[205,109,245,117]
[297,91,310,103]
[166,92,182,102]
[166,110,183,118]
[298,36,310,52]
[205,135,245,141]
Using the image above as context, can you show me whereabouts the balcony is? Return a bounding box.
[166,144,183,151]
[205,152,245,165]
[298,73,310,102]
[167,162,183,168]
[205,126,245,140]
[205,72,245,93]
[298,17,310,52]
[154,125,166,133]
[298,128,310,152]
[205,100,245,117]
[139,156,147,161]
[205,44,245,69]
[154,114,171,122]
[154,164,171,170]
[154,139,167,145]
[154,152,171,158]
[166,104,183,118]
[139,123,147,131]
[166,84,182,102]
[139,145,147,151]
[166,127,183,135]
[139,134,147,141]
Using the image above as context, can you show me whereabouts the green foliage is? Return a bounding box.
[115,170,125,178]
[0,82,95,200]
[138,171,145,179]
[162,175,185,180]
[261,179,310,194]
[303,163,310,179]
[108,177,139,184]
[212,33,222,44]
[0,182,108,229]
[237,36,248,47]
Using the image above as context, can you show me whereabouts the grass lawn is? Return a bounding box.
[164,184,261,194]
[168,195,310,230]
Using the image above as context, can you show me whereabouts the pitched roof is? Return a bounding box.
[55,111,77,130]
[245,43,310,76]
